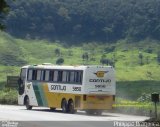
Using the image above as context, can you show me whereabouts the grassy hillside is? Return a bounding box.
[0,31,160,96]
[0,31,160,81]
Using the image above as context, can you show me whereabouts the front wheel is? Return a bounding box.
[25,97,32,110]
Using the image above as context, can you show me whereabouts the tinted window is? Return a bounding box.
[27,69,83,84]
[54,71,58,82]
[37,70,41,80]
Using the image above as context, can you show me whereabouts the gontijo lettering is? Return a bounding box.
[89,79,111,83]
[51,85,66,91]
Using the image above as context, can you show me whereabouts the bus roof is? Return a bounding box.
[21,64,113,70]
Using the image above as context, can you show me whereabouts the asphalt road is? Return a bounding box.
[0,105,149,127]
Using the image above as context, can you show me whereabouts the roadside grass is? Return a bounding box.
[113,97,160,119]
[117,81,160,100]
[0,88,18,105]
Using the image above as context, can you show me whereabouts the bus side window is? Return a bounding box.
[66,71,70,83]
[70,71,75,83]
[32,70,37,80]
[49,70,54,81]
[28,69,37,81]
[74,71,78,83]
[79,71,83,83]
[58,71,63,82]
[41,70,45,81]
[54,71,58,82]
[62,71,67,82]
[74,71,83,84]
[36,70,41,81]
[28,70,32,80]
[45,70,49,81]
[41,70,49,81]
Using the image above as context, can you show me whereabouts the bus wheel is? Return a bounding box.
[61,99,68,113]
[25,96,32,110]
[96,110,103,115]
[85,110,96,115]
[50,107,56,111]
[68,100,76,114]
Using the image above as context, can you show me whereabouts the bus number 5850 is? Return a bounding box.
[72,87,81,91]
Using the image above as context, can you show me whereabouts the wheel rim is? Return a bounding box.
[26,98,29,107]
[68,101,75,113]
[62,100,67,113]
[25,97,32,110]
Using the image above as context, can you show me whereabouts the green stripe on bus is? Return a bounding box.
[38,84,48,106]
[33,83,43,106]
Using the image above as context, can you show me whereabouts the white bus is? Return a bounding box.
[18,64,116,115]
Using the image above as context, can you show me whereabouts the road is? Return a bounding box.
[0,105,149,127]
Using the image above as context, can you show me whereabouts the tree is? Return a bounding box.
[3,0,160,42]
[100,56,114,67]
[138,52,143,65]
[56,58,64,65]
[0,0,9,30]
[82,52,89,61]
[100,58,109,65]
[54,48,61,57]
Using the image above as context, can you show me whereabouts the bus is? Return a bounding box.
[18,64,116,115]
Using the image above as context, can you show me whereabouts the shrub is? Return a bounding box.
[56,58,64,65]
[0,88,18,105]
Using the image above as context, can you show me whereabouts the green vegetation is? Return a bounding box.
[0,0,9,30]
[0,88,17,104]
[113,98,160,118]
[0,31,160,81]
[117,81,160,100]
[4,0,160,43]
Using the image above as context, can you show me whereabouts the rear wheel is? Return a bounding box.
[61,99,68,113]
[68,100,76,114]
[25,97,32,110]
[96,110,103,115]
[50,107,56,111]
[86,110,96,115]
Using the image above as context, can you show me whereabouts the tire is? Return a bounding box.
[50,107,56,111]
[96,110,103,115]
[25,97,32,110]
[68,100,76,114]
[61,99,68,113]
[85,110,96,115]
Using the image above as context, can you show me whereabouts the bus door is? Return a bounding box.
[18,68,27,95]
